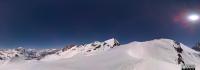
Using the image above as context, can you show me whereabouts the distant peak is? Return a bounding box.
[16,47,24,49]
[104,38,118,42]
[15,47,25,51]
[104,38,120,47]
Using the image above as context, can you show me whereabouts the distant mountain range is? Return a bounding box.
[0,38,120,61]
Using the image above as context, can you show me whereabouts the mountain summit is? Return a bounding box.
[104,38,120,48]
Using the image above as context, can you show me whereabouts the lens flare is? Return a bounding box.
[187,14,199,22]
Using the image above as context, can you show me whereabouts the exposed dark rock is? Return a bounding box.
[87,50,91,52]
[94,45,101,50]
[173,41,183,53]
[62,44,76,52]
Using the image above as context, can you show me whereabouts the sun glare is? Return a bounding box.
[187,14,199,22]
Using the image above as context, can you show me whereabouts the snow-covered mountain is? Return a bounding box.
[0,47,59,60]
[0,38,200,70]
[42,38,120,60]
[0,38,120,61]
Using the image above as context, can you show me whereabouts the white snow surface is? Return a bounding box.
[0,38,200,70]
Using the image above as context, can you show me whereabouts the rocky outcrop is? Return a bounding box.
[62,44,76,52]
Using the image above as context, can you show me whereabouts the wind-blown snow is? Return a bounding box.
[0,39,200,70]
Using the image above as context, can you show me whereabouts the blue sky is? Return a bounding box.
[0,0,200,48]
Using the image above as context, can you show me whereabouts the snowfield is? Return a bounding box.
[0,38,200,70]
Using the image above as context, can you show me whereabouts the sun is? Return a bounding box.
[187,14,199,22]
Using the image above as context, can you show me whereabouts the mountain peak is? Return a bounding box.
[15,47,25,51]
[104,38,120,47]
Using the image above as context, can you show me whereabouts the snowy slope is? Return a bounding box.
[0,38,200,70]
[42,38,120,61]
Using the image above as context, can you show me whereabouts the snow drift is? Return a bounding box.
[0,38,200,70]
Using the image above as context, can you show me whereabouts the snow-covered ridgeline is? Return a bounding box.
[0,38,200,70]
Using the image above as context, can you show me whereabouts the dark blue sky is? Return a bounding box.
[0,0,200,48]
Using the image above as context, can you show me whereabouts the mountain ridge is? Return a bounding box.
[0,38,120,61]
[1,38,200,70]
